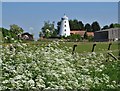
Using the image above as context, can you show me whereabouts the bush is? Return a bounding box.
[66,34,82,42]
[88,36,94,42]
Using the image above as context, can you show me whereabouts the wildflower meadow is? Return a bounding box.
[0,41,120,90]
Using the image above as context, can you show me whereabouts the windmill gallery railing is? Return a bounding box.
[72,43,120,61]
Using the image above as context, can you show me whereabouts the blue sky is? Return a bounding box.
[1,0,120,2]
[1,2,118,39]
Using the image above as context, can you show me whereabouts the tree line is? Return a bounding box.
[40,20,120,38]
[102,23,120,30]
[40,20,101,38]
[0,24,24,43]
[0,20,120,43]
[57,20,100,32]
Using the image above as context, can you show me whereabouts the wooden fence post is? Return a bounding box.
[108,43,112,50]
[72,44,77,55]
[92,44,96,52]
[106,43,112,62]
[106,43,118,61]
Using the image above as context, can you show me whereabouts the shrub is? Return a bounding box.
[66,34,82,42]
[88,36,94,42]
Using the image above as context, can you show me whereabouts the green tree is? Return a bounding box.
[1,24,25,43]
[39,31,43,38]
[113,23,120,28]
[69,20,76,30]
[69,19,84,30]
[10,24,24,40]
[78,21,84,30]
[57,21,61,34]
[85,23,92,32]
[102,23,120,30]
[41,21,57,38]
[0,27,12,43]
[10,24,24,35]
[102,25,109,30]
[73,19,79,29]
[109,23,114,28]
[91,21,101,32]
[51,29,58,37]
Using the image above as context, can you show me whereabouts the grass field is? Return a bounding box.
[27,41,119,58]
[59,42,119,58]
[59,42,118,52]
[1,41,119,58]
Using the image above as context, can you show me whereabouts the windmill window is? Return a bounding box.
[65,25,66,27]
[65,21,66,23]
[64,29,66,31]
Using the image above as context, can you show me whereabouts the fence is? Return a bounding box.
[72,43,120,60]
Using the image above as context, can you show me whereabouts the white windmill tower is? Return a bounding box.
[59,14,70,37]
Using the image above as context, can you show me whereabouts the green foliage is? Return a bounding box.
[0,24,24,43]
[78,21,84,30]
[67,34,82,41]
[91,21,101,32]
[102,23,120,30]
[57,19,102,33]
[57,21,61,34]
[41,21,54,34]
[109,23,114,28]
[39,31,43,38]
[102,25,109,30]
[41,21,58,38]
[0,27,12,43]
[88,36,94,42]
[85,23,92,32]
[10,24,24,35]
[45,30,51,38]
[69,19,84,30]
[113,23,120,28]
[51,29,58,37]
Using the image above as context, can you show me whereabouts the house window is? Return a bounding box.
[64,29,66,31]
[65,21,66,23]
[65,25,66,27]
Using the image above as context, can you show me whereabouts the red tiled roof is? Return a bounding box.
[87,32,94,36]
[70,30,94,36]
[70,30,85,36]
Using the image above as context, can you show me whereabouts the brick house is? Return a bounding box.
[70,30,94,37]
